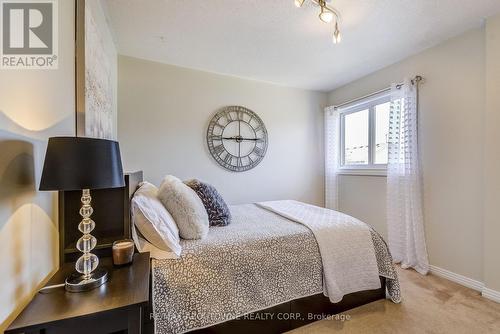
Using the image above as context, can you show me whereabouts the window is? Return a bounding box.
[343,109,369,165]
[340,93,390,172]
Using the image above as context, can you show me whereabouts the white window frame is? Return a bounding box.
[338,92,391,176]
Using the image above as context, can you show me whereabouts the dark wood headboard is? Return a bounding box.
[58,171,144,264]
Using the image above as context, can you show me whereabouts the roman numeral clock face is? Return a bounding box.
[207,106,268,172]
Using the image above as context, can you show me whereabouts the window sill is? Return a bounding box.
[337,169,387,177]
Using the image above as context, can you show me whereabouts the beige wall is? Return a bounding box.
[484,14,500,292]
[118,56,326,206]
[328,28,486,281]
[0,1,75,331]
[338,175,388,238]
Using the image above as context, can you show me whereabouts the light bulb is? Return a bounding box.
[294,0,305,8]
[333,24,341,44]
[319,6,333,23]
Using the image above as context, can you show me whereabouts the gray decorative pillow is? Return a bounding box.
[185,179,231,226]
[158,175,209,240]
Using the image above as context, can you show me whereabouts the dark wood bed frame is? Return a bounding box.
[178,278,385,334]
[59,170,386,334]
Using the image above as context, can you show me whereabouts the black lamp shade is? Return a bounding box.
[39,137,125,191]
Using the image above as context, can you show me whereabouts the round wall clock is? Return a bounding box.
[207,106,268,172]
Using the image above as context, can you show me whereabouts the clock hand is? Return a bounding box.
[239,138,263,141]
[221,136,263,142]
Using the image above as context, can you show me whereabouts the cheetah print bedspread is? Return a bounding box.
[152,204,400,334]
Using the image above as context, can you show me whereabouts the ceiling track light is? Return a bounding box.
[333,22,341,44]
[319,2,333,23]
[294,0,305,8]
[294,0,342,44]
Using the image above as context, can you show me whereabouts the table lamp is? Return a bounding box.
[39,137,125,292]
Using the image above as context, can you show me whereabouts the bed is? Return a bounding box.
[146,202,401,334]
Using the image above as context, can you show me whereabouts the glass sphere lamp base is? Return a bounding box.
[65,267,108,292]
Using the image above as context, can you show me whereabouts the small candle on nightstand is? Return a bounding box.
[112,239,134,266]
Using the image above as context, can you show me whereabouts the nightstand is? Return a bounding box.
[6,252,150,334]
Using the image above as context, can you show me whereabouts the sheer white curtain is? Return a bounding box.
[324,106,340,210]
[387,79,429,275]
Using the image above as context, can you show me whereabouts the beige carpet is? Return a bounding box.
[288,267,500,334]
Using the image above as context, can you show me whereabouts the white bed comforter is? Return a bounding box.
[257,200,381,303]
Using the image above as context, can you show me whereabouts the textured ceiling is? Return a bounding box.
[105,0,500,92]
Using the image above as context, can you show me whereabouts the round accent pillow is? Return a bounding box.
[184,179,231,226]
[158,175,209,239]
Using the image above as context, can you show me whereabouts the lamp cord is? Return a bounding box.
[38,283,65,293]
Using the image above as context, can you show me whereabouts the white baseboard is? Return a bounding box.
[429,265,500,303]
[482,287,500,303]
[429,265,484,292]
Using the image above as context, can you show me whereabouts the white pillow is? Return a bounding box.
[132,223,179,260]
[158,175,209,240]
[131,181,181,256]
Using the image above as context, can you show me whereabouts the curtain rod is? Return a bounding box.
[333,75,423,110]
